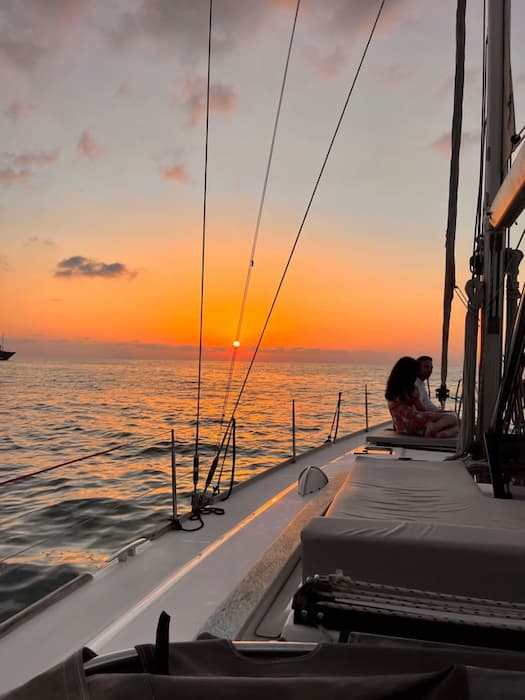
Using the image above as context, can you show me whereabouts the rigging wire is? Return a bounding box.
[454,285,468,309]
[193,0,213,493]
[216,0,301,444]
[210,0,387,467]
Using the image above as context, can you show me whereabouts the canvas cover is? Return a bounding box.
[4,637,525,699]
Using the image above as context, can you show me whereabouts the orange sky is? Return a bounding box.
[2,0,524,363]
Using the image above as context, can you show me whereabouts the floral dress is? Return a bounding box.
[388,394,432,436]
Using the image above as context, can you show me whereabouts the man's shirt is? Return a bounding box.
[415,377,439,411]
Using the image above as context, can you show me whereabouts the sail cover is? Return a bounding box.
[490,140,525,229]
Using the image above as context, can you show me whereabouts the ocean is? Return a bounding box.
[0,359,461,623]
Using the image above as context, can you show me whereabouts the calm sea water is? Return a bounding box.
[0,359,461,622]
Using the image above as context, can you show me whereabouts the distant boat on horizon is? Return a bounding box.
[0,335,15,361]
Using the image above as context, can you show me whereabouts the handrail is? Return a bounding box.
[107,538,148,563]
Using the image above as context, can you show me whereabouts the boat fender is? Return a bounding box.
[297,466,328,496]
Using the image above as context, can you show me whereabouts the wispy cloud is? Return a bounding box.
[3,99,34,123]
[319,0,413,42]
[183,80,238,127]
[114,80,131,98]
[369,63,413,86]
[0,255,9,271]
[0,168,31,187]
[24,236,55,248]
[0,0,89,71]
[160,163,190,183]
[11,150,60,167]
[431,131,479,156]
[54,255,136,279]
[0,35,48,72]
[77,130,105,159]
[435,67,480,100]
[0,148,59,186]
[109,2,274,60]
[304,46,346,80]
[302,1,415,80]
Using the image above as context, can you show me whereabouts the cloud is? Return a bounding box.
[24,236,55,247]
[114,80,131,98]
[0,148,59,186]
[322,0,413,38]
[77,130,105,159]
[183,80,238,127]
[435,67,480,100]
[3,99,33,123]
[0,168,31,186]
[160,163,190,183]
[109,1,275,61]
[0,255,9,271]
[11,149,60,167]
[431,131,479,156]
[304,46,346,80]
[54,255,136,279]
[0,0,89,71]
[369,63,412,86]
[300,1,415,81]
[0,34,48,72]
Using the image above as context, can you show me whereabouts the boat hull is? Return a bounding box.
[0,350,15,360]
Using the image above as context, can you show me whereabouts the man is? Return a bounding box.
[415,355,439,411]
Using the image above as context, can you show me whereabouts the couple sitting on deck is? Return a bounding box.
[386,356,459,439]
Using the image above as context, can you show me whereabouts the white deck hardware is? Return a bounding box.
[108,538,148,563]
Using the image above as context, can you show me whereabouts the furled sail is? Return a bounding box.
[439,0,466,405]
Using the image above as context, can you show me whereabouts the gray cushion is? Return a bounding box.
[366,428,457,451]
[302,515,525,602]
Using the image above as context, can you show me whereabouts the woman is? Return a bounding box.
[385,357,458,438]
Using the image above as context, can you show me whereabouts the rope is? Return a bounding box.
[216,0,386,442]
[193,0,213,492]
[454,285,468,308]
[457,278,484,455]
[0,444,126,488]
[439,0,466,405]
[217,0,301,443]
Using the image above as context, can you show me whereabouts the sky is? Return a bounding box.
[1,0,525,363]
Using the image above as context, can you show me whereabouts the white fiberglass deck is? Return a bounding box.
[0,425,405,694]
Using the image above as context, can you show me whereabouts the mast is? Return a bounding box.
[477,0,511,436]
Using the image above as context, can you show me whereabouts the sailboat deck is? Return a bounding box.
[0,427,388,694]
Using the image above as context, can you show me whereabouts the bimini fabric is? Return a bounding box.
[5,638,525,700]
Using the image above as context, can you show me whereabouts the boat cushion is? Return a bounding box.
[301,456,525,603]
[326,456,525,529]
[301,515,525,602]
[366,428,457,451]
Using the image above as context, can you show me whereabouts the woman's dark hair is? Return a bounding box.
[385,356,419,401]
